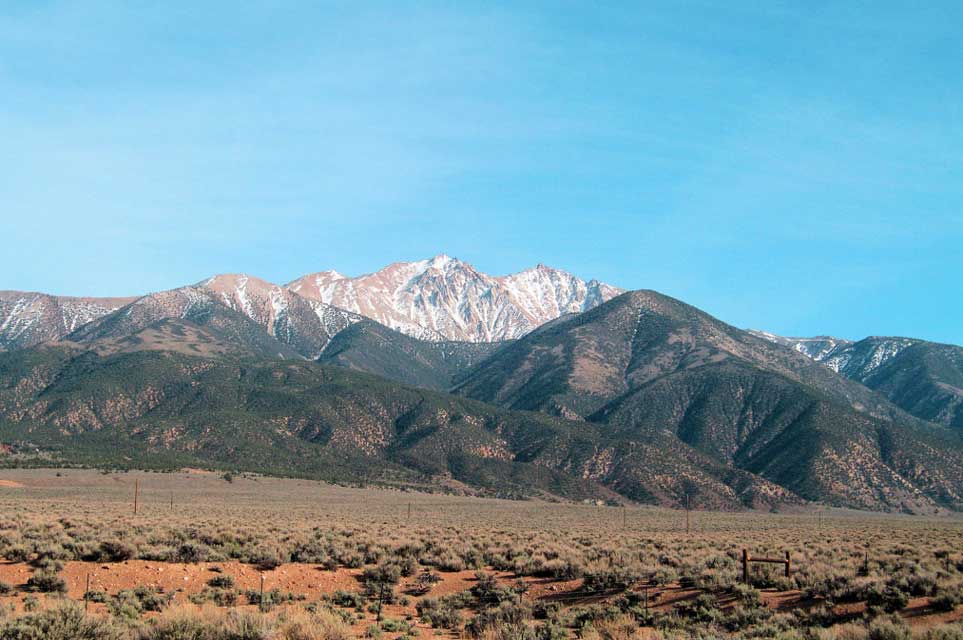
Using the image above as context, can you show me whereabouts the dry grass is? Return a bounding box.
[1,468,962,639]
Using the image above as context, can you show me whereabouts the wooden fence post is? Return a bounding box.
[742,549,750,584]
[84,573,90,612]
[785,551,791,578]
[685,494,690,535]
[133,480,139,515]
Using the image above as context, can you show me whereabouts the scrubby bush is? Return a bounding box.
[0,603,123,640]
[98,539,136,562]
[26,569,67,593]
[250,543,288,571]
[417,596,464,630]
[868,617,911,640]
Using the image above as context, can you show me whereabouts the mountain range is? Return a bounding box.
[1,256,961,513]
[751,332,963,429]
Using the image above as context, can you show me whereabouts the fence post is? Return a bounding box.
[742,549,750,584]
[84,573,90,612]
[785,551,791,578]
[133,480,139,515]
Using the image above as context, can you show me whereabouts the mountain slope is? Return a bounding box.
[456,290,912,422]
[0,291,136,351]
[848,340,963,429]
[317,320,506,390]
[67,275,361,359]
[0,343,803,509]
[753,333,963,429]
[746,331,853,361]
[287,255,622,343]
[454,290,963,511]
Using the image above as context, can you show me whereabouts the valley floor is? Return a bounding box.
[1,469,963,639]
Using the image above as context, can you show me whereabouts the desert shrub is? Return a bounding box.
[732,583,762,607]
[891,571,938,597]
[865,584,909,614]
[275,609,352,640]
[30,544,70,567]
[250,543,288,571]
[532,600,562,621]
[26,568,67,593]
[470,571,521,606]
[650,568,677,586]
[98,539,136,562]
[85,589,110,603]
[582,566,640,593]
[932,591,962,612]
[534,620,569,640]
[579,614,645,640]
[570,604,622,631]
[417,597,463,630]
[430,550,465,572]
[190,587,238,607]
[720,603,772,632]
[171,542,208,563]
[207,574,235,589]
[138,607,210,640]
[920,627,963,640]
[0,603,123,640]
[243,587,304,612]
[464,600,532,638]
[362,563,402,607]
[867,617,911,640]
[327,590,365,609]
[674,593,721,624]
[3,545,31,563]
[0,581,12,595]
[380,618,412,633]
[109,586,171,620]
[411,569,442,595]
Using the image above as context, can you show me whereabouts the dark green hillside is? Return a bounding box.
[455,291,963,512]
[317,320,505,390]
[839,339,963,429]
[0,345,611,501]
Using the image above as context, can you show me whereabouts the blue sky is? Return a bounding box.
[2,2,961,344]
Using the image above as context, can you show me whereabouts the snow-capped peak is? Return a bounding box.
[286,257,623,342]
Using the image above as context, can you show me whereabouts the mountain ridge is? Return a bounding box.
[752,332,963,429]
[287,254,623,343]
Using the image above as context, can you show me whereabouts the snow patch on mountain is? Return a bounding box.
[287,255,622,343]
[749,330,919,380]
[0,291,135,350]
